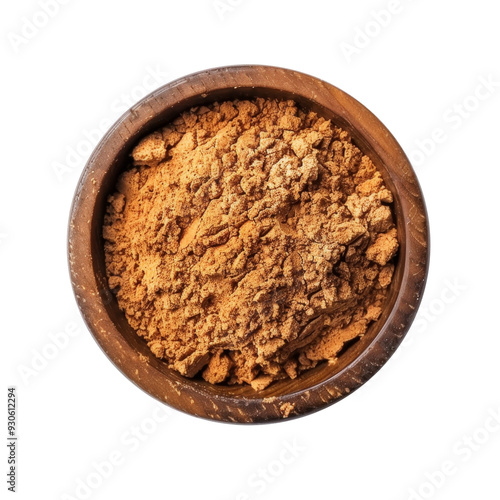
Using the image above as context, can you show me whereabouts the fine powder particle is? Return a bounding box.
[103,98,399,390]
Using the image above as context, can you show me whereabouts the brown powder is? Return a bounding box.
[103,98,399,390]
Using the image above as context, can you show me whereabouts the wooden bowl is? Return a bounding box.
[68,65,429,423]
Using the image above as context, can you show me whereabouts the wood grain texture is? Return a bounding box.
[68,65,429,423]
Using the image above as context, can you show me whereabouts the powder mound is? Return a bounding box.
[103,98,399,390]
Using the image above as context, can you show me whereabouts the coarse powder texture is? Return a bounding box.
[103,98,399,390]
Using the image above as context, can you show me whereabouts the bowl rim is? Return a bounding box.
[68,64,430,423]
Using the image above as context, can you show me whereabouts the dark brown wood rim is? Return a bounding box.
[68,65,429,424]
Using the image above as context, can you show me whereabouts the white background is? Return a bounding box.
[2,1,499,499]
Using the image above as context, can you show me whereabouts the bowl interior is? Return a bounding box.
[90,85,406,401]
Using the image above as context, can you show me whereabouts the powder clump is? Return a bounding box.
[103,98,399,389]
